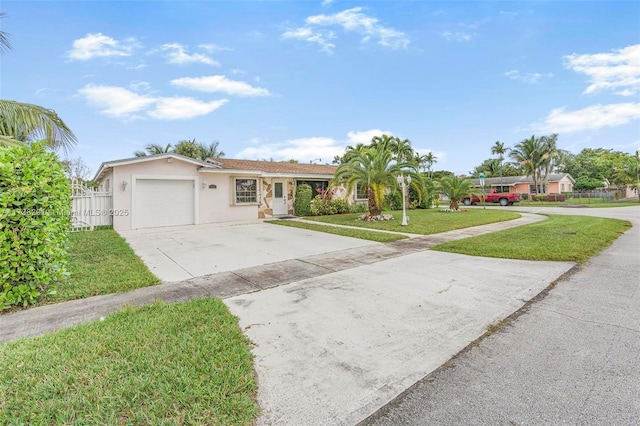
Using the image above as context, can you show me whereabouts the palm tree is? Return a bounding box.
[333,144,420,216]
[414,152,436,175]
[0,100,77,153]
[491,141,506,186]
[437,176,484,210]
[539,134,560,190]
[509,135,549,195]
[198,141,225,161]
[0,17,77,152]
[134,143,173,157]
[0,13,11,52]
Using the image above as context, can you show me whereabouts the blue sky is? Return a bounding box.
[2,1,639,177]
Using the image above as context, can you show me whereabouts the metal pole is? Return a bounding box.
[401,178,408,226]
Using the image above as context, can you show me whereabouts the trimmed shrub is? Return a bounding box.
[541,193,567,202]
[0,143,71,310]
[309,195,350,216]
[385,192,402,210]
[294,184,312,216]
[521,193,529,200]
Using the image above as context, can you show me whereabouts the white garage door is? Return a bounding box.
[134,179,195,229]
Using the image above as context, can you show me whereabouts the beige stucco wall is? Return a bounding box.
[105,158,259,230]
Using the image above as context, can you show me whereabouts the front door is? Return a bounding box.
[273,181,287,216]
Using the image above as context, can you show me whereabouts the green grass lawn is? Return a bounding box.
[432,214,631,262]
[45,229,160,303]
[0,299,258,425]
[266,219,407,242]
[305,208,521,235]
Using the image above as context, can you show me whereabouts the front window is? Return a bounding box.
[296,180,328,196]
[235,178,257,203]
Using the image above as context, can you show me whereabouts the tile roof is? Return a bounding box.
[216,158,337,175]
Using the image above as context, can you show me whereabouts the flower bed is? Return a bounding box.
[439,208,468,213]
[358,214,394,222]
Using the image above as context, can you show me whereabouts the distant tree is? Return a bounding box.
[199,141,225,161]
[614,150,640,202]
[490,141,506,183]
[415,151,437,178]
[564,148,632,185]
[173,139,201,159]
[61,157,92,181]
[431,170,455,180]
[134,143,173,157]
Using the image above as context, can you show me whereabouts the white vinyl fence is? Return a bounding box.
[71,180,113,231]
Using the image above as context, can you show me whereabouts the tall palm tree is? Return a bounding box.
[414,152,437,177]
[333,144,420,215]
[0,16,77,152]
[509,135,549,195]
[491,141,506,186]
[134,143,173,157]
[437,176,484,210]
[539,134,560,190]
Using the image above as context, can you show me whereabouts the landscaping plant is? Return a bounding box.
[294,183,312,216]
[0,143,70,310]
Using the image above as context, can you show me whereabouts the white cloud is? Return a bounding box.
[78,84,156,118]
[148,97,228,120]
[170,75,271,96]
[321,0,335,6]
[440,31,473,42]
[157,42,220,66]
[235,129,394,162]
[67,33,139,60]
[77,83,228,121]
[534,103,640,133]
[346,129,393,145]
[505,70,554,84]
[282,27,336,54]
[564,44,640,96]
[283,7,409,54]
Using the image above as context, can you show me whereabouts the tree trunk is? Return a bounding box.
[367,188,381,216]
[450,200,459,210]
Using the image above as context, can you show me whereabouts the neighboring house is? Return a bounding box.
[93,153,337,231]
[469,173,575,195]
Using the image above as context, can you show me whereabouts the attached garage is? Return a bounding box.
[133,178,195,229]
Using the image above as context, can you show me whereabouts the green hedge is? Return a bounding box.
[0,143,71,310]
[294,184,312,216]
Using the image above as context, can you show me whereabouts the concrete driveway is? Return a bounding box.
[225,246,575,425]
[118,220,377,282]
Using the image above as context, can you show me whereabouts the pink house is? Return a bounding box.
[93,153,337,231]
[470,173,575,195]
